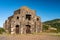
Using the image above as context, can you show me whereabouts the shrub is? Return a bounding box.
[0,27,5,34]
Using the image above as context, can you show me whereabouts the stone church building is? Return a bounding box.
[3,6,42,34]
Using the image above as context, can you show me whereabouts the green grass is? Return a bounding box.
[32,32,60,36]
[0,32,60,36]
[42,32,60,35]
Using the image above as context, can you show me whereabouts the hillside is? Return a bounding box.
[43,19,60,32]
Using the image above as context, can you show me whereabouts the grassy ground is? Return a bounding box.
[0,32,60,36]
[0,33,60,40]
[28,32,60,36]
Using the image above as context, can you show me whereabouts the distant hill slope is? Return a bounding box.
[43,19,60,24]
[43,19,60,32]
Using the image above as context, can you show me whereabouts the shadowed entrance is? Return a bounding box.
[16,25,19,34]
[26,25,31,34]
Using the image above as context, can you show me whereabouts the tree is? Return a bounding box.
[0,27,5,34]
[42,24,49,32]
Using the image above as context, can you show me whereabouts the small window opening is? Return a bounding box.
[37,18,39,21]
[26,14,31,20]
[17,16,19,19]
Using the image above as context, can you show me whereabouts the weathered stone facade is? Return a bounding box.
[3,6,42,34]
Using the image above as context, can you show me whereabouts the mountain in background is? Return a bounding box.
[42,19,60,32]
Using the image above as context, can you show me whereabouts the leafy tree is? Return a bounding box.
[0,27,5,34]
[42,25,49,32]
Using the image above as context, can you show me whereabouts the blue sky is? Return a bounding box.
[0,0,60,27]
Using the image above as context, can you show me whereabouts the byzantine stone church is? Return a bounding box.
[3,6,42,34]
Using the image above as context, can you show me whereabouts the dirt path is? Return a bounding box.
[0,34,59,40]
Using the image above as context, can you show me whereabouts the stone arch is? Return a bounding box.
[16,25,19,34]
[26,25,31,33]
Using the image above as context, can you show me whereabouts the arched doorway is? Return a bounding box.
[16,25,19,34]
[26,25,31,33]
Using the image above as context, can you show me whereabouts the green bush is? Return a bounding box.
[0,27,5,34]
[42,25,49,32]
